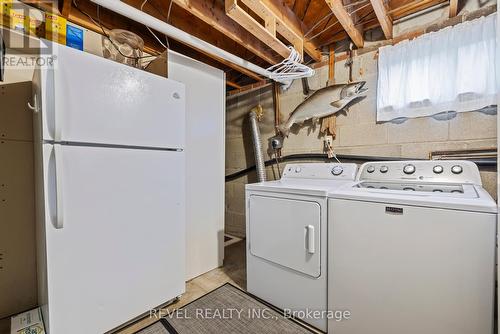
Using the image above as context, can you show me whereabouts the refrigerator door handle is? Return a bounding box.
[52,70,62,142]
[53,144,64,229]
[28,94,38,113]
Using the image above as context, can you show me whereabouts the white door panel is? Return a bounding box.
[38,43,185,148]
[42,144,185,334]
[328,199,496,334]
[249,195,321,277]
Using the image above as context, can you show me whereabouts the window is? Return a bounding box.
[377,13,497,122]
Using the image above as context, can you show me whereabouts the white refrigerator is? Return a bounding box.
[32,41,186,334]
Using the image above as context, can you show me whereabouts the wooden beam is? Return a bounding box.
[449,0,458,17]
[242,0,302,56]
[247,0,322,61]
[311,4,497,67]
[225,0,292,59]
[61,0,72,18]
[227,80,242,89]
[324,0,364,48]
[388,0,446,18]
[328,44,334,82]
[68,0,266,81]
[369,0,392,39]
[265,16,277,36]
[227,79,273,97]
[317,30,348,48]
[350,4,496,56]
[172,0,280,65]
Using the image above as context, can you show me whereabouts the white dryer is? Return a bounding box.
[328,160,497,334]
[246,163,358,331]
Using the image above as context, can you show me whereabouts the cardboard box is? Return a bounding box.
[0,0,13,29]
[10,308,45,334]
[0,0,12,17]
[8,9,24,31]
[24,14,44,37]
[45,13,66,44]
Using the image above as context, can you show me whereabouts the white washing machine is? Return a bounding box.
[246,163,358,331]
[328,160,497,334]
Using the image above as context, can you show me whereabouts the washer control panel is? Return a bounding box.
[358,160,482,185]
[282,163,358,180]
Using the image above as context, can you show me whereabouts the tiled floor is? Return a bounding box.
[114,240,247,334]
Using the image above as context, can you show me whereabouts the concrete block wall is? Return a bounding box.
[225,49,497,238]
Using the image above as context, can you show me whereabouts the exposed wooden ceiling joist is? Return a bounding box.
[226,80,243,89]
[225,0,295,59]
[388,0,448,19]
[369,0,392,38]
[23,0,494,90]
[293,0,310,19]
[172,0,281,65]
[243,0,323,61]
[61,0,72,17]
[449,0,458,17]
[69,0,266,81]
[324,0,364,48]
[128,0,273,68]
[240,0,303,56]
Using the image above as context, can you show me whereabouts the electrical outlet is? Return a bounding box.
[324,135,334,148]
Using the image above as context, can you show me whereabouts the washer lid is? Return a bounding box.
[330,183,497,213]
[355,181,477,198]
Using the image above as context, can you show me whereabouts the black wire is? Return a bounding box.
[141,0,171,49]
[274,151,281,178]
[224,154,497,182]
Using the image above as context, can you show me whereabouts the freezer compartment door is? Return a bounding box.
[328,199,496,334]
[41,143,185,334]
[36,42,185,148]
[248,195,321,278]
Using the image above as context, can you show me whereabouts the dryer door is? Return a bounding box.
[248,195,321,278]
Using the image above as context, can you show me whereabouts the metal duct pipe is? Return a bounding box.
[90,0,271,78]
[249,106,266,182]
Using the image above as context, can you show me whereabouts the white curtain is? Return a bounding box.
[377,13,497,122]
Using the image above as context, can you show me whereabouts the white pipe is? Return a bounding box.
[90,0,272,78]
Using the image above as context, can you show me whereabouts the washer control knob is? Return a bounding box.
[433,165,444,174]
[379,166,389,173]
[295,167,302,173]
[403,164,416,175]
[331,166,344,176]
[366,166,375,173]
[451,165,463,174]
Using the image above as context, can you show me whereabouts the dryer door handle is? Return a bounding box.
[306,225,315,254]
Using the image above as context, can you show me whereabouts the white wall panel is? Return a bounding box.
[168,51,225,280]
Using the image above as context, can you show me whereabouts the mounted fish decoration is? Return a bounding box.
[278,81,368,136]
